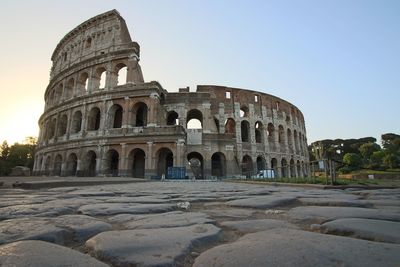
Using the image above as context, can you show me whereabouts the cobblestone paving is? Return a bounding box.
[0,181,399,266]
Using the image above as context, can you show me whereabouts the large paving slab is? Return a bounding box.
[53,215,112,241]
[0,215,112,245]
[78,203,177,216]
[86,224,221,267]
[108,211,215,229]
[193,228,400,267]
[226,195,297,209]
[0,203,75,220]
[288,206,400,224]
[297,197,371,207]
[0,217,69,245]
[320,218,400,244]
[0,240,109,267]
[203,207,255,219]
[221,219,298,234]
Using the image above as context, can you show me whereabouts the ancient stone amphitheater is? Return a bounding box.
[33,10,309,179]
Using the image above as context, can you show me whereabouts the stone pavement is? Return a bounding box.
[0,180,399,266]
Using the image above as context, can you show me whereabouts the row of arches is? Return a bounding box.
[41,102,148,142]
[165,108,306,154]
[47,63,128,107]
[35,148,229,179]
[225,119,306,154]
[241,155,307,178]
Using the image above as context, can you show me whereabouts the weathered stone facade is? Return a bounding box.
[33,10,309,179]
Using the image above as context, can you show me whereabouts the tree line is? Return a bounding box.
[0,137,37,176]
[309,133,400,173]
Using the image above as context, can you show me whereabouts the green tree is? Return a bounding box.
[343,153,362,168]
[383,153,399,169]
[0,141,10,159]
[382,133,400,152]
[359,142,381,159]
[370,150,386,169]
[0,141,11,175]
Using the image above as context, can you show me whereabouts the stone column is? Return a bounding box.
[105,61,115,89]
[96,145,104,176]
[175,139,185,167]
[87,68,95,92]
[218,103,225,134]
[202,103,211,133]
[146,141,154,178]
[120,143,128,177]
[66,109,73,140]
[122,97,130,128]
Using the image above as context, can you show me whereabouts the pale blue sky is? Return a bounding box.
[0,0,399,144]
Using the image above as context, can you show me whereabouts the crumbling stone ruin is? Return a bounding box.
[33,10,309,179]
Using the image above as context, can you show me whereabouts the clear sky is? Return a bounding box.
[0,0,399,145]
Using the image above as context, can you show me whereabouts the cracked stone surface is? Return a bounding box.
[288,206,400,224]
[193,228,400,267]
[226,195,297,209]
[320,218,400,244]
[221,219,299,234]
[0,181,399,266]
[86,224,221,267]
[0,240,109,267]
[108,211,215,229]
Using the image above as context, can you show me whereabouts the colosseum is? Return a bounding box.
[33,10,309,179]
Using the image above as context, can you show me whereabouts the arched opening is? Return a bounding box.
[267,123,275,142]
[64,78,74,99]
[167,111,179,125]
[108,104,123,128]
[71,111,82,133]
[294,130,299,153]
[116,64,127,86]
[44,156,51,175]
[105,149,119,176]
[157,148,173,178]
[132,102,148,127]
[37,156,43,175]
[255,121,263,143]
[97,67,107,89]
[278,125,285,144]
[281,158,288,178]
[256,156,266,172]
[290,158,296,177]
[48,118,56,140]
[240,106,249,118]
[129,148,146,178]
[53,154,62,176]
[271,158,278,177]
[84,150,97,177]
[186,109,203,129]
[87,107,101,131]
[187,152,204,179]
[224,118,236,135]
[57,115,68,137]
[54,84,63,104]
[242,155,253,178]
[78,72,89,91]
[287,129,293,152]
[302,161,307,177]
[66,153,78,176]
[297,160,302,177]
[85,37,92,48]
[49,90,55,106]
[211,152,226,178]
[241,120,250,142]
